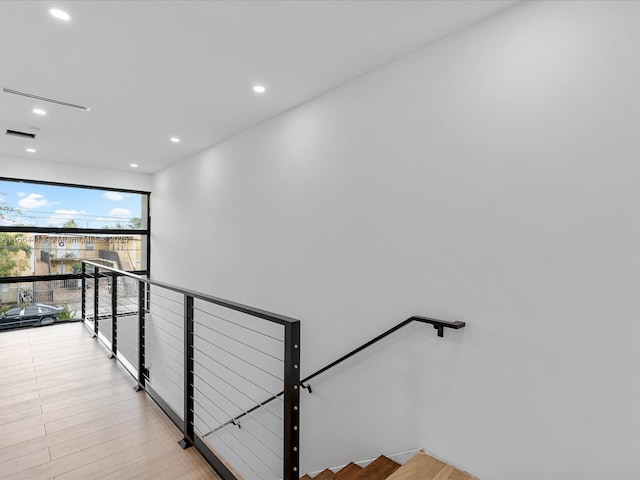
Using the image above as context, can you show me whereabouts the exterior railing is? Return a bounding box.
[81,260,301,480]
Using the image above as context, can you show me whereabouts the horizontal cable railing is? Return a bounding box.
[80,261,301,480]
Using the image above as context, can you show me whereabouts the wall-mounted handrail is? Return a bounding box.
[299,316,465,391]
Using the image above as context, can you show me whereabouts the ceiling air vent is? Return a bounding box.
[6,129,36,139]
[2,88,91,112]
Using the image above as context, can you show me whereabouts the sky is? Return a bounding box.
[0,180,144,228]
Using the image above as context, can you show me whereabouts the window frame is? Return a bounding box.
[0,176,150,285]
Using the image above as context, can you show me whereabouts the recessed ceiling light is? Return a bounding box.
[49,8,71,21]
[253,85,266,94]
[26,148,36,153]
[130,163,138,168]
[170,137,180,143]
[33,108,46,116]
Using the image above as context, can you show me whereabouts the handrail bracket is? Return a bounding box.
[410,316,466,338]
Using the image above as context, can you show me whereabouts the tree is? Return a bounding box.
[0,192,18,224]
[0,233,32,277]
[129,217,142,229]
[62,219,79,228]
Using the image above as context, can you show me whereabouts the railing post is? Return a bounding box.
[93,266,99,337]
[134,280,146,392]
[110,271,118,359]
[179,294,195,449]
[81,262,86,321]
[283,321,301,480]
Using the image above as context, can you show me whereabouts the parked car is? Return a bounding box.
[0,304,63,330]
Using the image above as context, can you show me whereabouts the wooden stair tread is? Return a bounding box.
[384,451,447,480]
[432,465,478,480]
[334,462,363,480]
[314,468,337,480]
[360,455,401,480]
[302,452,477,480]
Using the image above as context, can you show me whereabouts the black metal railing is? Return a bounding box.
[79,261,465,479]
[219,314,465,430]
[298,315,464,392]
[80,260,301,480]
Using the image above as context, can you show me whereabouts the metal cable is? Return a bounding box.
[192,395,283,461]
[193,373,283,441]
[147,351,184,386]
[145,306,183,329]
[145,312,183,341]
[192,409,214,438]
[193,305,283,343]
[193,360,284,430]
[147,301,184,321]
[148,288,184,306]
[195,407,267,480]
[146,328,182,354]
[191,397,281,479]
[148,378,183,414]
[194,333,282,382]
[116,296,138,310]
[194,346,284,406]
[194,321,283,363]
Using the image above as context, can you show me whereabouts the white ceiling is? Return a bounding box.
[0,0,518,174]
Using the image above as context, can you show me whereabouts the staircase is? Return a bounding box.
[301,451,477,480]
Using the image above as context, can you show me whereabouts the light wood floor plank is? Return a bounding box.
[0,447,50,479]
[0,366,36,383]
[40,382,133,414]
[1,389,146,436]
[0,424,46,450]
[49,408,168,460]
[0,406,42,428]
[54,444,173,480]
[0,323,219,480]
[0,402,144,466]
[0,390,40,409]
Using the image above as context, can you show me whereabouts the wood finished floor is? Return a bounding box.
[0,322,220,480]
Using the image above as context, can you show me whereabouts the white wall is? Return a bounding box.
[151,1,640,479]
[0,154,151,191]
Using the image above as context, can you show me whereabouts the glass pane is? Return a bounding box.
[0,233,31,277]
[0,179,147,229]
[0,279,82,331]
[0,232,147,278]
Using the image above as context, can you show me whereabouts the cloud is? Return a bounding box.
[47,209,82,225]
[17,192,27,198]
[103,192,124,201]
[109,208,131,218]
[18,193,49,209]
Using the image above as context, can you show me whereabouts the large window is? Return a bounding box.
[0,177,149,317]
[0,179,147,230]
